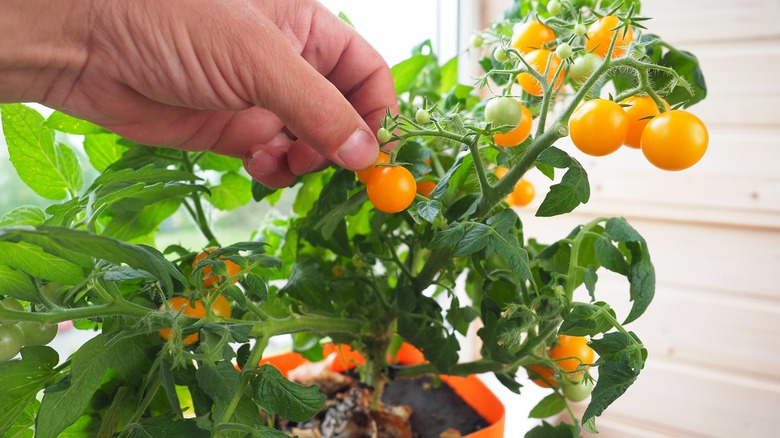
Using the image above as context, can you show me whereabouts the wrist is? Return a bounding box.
[0,0,95,103]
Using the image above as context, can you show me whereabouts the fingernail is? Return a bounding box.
[246,150,276,176]
[336,129,378,170]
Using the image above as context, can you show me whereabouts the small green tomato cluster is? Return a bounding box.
[0,297,58,361]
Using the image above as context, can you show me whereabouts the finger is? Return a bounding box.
[243,133,297,189]
[287,140,331,175]
[232,6,389,171]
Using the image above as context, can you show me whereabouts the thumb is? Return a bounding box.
[241,11,394,171]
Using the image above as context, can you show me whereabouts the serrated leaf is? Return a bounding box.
[280,260,332,312]
[582,362,637,426]
[438,56,459,95]
[44,111,105,135]
[159,360,183,419]
[0,265,38,302]
[559,302,615,337]
[125,413,209,438]
[537,147,572,169]
[197,152,242,172]
[1,104,83,200]
[452,224,491,257]
[430,224,466,249]
[391,53,432,94]
[197,361,240,418]
[252,364,325,422]
[208,172,252,211]
[594,238,629,275]
[528,393,566,419]
[417,199,441,223]
[102,199,181,242]
[0,347,59,436]
[0,206,46,227]
[36,335,151,438]
[251,180,280,203]
[0,225,186,291]
[83,132,128,172]
[0,241,84,285]
[526,420,576,438]
[245,273,269,301]
[536,163,590,217]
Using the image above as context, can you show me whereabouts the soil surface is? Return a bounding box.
[382,376,488,438]
[281,369,488,438]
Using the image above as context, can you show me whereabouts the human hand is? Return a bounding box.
[0,0,397,188]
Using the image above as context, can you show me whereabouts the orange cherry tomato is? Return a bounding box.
[641,110,708,171]
[511,21,556,54]
[159,294,232,344]
[621,96,670,149]
[550,335,595,379]
[569,99,628,156]
[493,105,533,147]
[586,15,634,59]
[416,180,437,198]
[507,179,535,207]
[356,151,391,184]
[193,246,241,288]
[495,166,508,179]
[517,49,565,97]
[529,363,557,388]
[366,166,417,213]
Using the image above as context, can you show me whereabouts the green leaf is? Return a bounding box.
[452,224,491,257]
[159,360,183,419]
[102,199,181,242]
[0,347,59,436]
[3,399,37,438]
[280,259,332,313]
[537,147,572,169]
[293,172,326,215]
[251,180,280,203]
[1,103,82,200]
[36,335,152,438]
[528,393,566,419]
[559,302,616,337]
[197,361,240,418]
[0,225,186,291]
[416,199,441,224]
[208,172,252,211]
[437,56,459,95]
[83,132,129,172]
[525,420,576,438]
[125,413,209,438]
[251,364,326,422]
[605,218,655,324]
[536,162,590,217]
[594,238,629,275]
[644,35,707,108]
[430,224,466,249]
[197,152,242,172]
[0,241,84,285]
[90,165,199,195]
[337,11,354,27]
[582,361,638,428]
[391,53,432,94]
[0,265,38,302]
[0,206,46,226]
[44,111,105,135]
[589,331,646,371]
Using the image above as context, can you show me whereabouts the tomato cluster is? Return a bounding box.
[528,335,596,401]
[0,297,58,362]
[158,294,232,345]
[569,98,708,170]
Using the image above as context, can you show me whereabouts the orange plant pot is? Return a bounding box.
[259,344,505,438]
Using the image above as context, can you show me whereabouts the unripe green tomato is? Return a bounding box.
[0,324,25,362]
[484,97,523,131]
[562,378,594,402]
[547,0,562,15]
[471,34,484,48]
[415,108,431,125]
[377,127,392,143]
[493,47,510,63]
[555,43,573,60]
[0,298,24,326]
[569,53,602,83]
[18,321,58,346]
[574,23,587,36]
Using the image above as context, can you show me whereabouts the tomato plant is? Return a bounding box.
[17,321,58,346]
[569,99,629,156]
[641,110,709,171]
[0,1,709,436]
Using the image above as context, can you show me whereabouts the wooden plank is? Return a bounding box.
[641,0,780,45]
[572,359,780,437]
